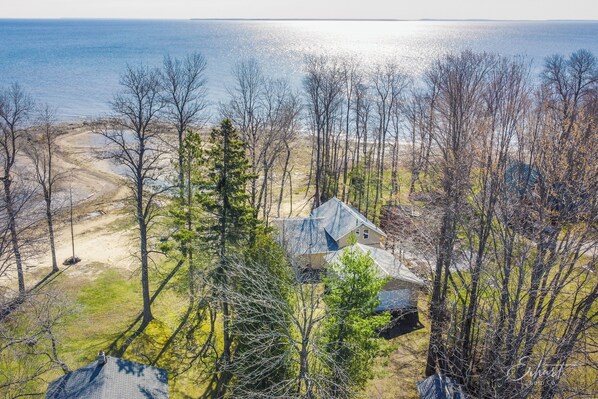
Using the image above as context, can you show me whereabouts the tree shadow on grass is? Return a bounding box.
[151,300,194,364]
[0,268,61,322]
[107,260,184,357]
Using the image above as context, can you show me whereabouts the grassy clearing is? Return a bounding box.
[62,269,140,361]
[30,260,194,396]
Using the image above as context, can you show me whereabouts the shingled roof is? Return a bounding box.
[46,356,168,399]
[416,373,466,399]
[312,197,386,241]
[325,243,424,286]
[272,217,339,257]
[325,243,425,311]
[273,198,388,264]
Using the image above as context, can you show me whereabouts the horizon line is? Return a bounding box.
[1,17,598,22]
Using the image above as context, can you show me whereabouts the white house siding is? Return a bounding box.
[382,280,421,309]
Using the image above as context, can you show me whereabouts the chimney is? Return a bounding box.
[98,351,106,365]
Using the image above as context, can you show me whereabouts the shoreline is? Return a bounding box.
[0,124,135,292]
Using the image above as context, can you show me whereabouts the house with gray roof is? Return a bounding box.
[325,243,425,312]
[310,197,386,248]
[274,198,424,312]
[273,197,387,269]
[46,353,168,399]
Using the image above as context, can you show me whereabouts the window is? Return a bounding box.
[355,229,360,236]
[363,229,369,239]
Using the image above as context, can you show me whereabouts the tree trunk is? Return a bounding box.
[4,178,24,294]
[178,127,185,202]
[314,125,323,208]
[215,128,232,399]
[46,196,58,273]
[277,145,291,218]
[138,190,153,327]
[342,98,351,201]
[426,206,456,376]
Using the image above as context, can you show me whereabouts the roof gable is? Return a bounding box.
[272,217,338,256]
[312,198,386,241]
[272,198,386,258]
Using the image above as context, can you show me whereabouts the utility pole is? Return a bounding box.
[70,184,75,261]
[66,175,79,265]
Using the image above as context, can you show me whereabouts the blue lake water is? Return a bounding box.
[1,19,597,120]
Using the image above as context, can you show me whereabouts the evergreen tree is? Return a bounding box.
[162,129,204,296]
[196,118,255,398]
[322,235,390,397]
[196,119,254,258]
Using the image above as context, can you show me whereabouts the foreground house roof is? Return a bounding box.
[417,373,466,399]
[46,356,168,399]
[325,243,424,286]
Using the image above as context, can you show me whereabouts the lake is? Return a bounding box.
[1,19,597,120]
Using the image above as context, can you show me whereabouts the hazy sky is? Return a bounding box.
[2,0,598,20]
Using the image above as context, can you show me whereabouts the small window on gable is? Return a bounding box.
[355,228,360,236]
[364,229,369,239]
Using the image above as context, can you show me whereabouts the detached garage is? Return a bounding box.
[325,243,425,313]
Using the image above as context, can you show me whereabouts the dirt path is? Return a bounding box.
[44,127,137,271]
[0,125,138,291]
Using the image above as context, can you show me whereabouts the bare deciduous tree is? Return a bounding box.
[161,52,208,196]
[96,64,167,328]
[222,59,265,214]
[223,257,347,399]
[0,289,74,398]
[303,55,344,207]
[26,105,64,274]
[222,60,301,222]
[423,51,495,376]
[0,83,34,295]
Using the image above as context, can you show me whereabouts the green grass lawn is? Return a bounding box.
[30,260,201,398]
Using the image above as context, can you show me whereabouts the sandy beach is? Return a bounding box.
[0,123,137,293]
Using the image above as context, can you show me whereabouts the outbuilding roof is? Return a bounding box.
[376,289,413,312]
[46,356,168,399]
[505,160,541,196]
[416,373,466,399]
[325,243,424,286]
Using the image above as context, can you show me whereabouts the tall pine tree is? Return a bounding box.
[196,118,254,398]
[163,129,204,297]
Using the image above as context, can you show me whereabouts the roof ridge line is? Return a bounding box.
[337,200,386,236]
